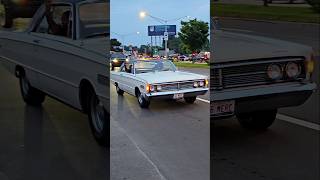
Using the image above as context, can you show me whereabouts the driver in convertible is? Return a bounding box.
[45,0,71,37]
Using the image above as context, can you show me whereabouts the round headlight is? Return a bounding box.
[286,62,301,78]
[150,85,155,92]
[156,85,162,91]
[199,81,204,87]
[267,64,283,80]
[193,81,199,87]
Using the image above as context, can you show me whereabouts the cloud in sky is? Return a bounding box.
[110,0,210,47]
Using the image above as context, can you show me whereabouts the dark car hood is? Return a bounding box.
[211,30,312,64]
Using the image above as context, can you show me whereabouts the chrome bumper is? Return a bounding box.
[211,82,316,102]
[146,88,209,97]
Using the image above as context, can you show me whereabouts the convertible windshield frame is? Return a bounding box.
[133,60,177,74]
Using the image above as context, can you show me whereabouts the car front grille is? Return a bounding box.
[156,81,199,92]
[211,58,306,90]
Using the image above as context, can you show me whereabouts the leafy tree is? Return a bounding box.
[111,38,121,47]
[178,19,209,54]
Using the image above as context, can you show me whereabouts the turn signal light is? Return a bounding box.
[146,84,151,93]
[305,60,315,74]
[205,79,209,86]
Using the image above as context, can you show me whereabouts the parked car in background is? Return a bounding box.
[0,0,109,146]
[211,17,316,129]
[1,0,43,28]
[111,60,209,108]
[110,52,127,70]
[178,55,189,61]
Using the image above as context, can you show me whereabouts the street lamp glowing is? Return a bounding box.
[139,11,147,19]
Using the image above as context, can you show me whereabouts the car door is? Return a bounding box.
[121,63,136,95]
[28,4,81,107]
[0,32,41,88]
[116,64,131,93]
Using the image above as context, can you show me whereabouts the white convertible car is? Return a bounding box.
[111,60,209,108]
[0,0,109,146]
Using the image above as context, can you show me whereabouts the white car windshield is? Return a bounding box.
[135,61,177,74]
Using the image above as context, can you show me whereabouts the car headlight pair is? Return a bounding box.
[194,80,207,88]
[267,62,302,80]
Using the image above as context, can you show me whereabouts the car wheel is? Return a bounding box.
[19,73,45,106]
[184,96,197,104]
[137,92,150,108]
[88,88,108,146]
[237,109,277,130]
[3,6,13,28]
[116,84,124,95]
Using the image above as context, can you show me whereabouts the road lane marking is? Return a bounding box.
[276,114,320,131]
[197,98,320,131]
[197,98,210,104]
[111,117,167,180]
[221,28,254,33]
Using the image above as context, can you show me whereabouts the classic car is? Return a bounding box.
[110,60,209,108]
[110,52,128,70]
[211,17,316,129]
[1,0,43,28]
[0,0,110,146]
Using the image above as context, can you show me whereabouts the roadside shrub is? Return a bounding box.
[306,0,320,13]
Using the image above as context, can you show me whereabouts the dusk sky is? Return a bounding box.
[111,0,210,47]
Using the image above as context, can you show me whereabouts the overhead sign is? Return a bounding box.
[148,25,176,36]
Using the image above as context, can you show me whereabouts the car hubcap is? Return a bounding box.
[138,94,143,104]
[91,95,105,134]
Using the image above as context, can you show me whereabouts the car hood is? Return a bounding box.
[135,71,207,84]
[212,30,313,63]
[81,38,110,57]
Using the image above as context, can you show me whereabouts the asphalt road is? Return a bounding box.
[0,65,109,180]
[212,18,320,180]
[110,68,210,180]
[212,117,319,180]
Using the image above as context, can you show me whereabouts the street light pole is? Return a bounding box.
[164,21,168,58]
[139,12,191,59]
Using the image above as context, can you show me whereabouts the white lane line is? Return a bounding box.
[111,117,167,180]
[198,99,320,131]
[197,98,210,104]
[221,28,254,33]
[276,114,320,131]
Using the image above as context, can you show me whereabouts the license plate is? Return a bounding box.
[211,100,235,116]
[173,93,184,99]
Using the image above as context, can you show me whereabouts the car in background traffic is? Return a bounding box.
[110,52,128,70]
[178,55,189,61]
